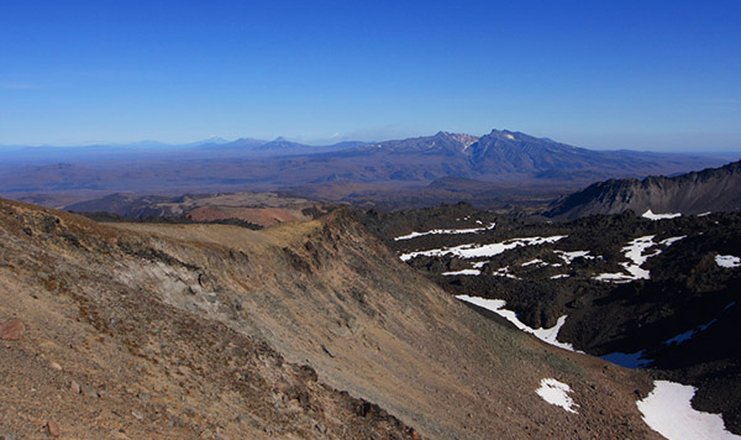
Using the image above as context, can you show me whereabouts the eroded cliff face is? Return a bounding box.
[547,160,741,220]
[0,199,660,439]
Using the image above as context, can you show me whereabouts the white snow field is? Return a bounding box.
[522,258,547,267]
[393,222,496,241]
[455,295,579,352]
[642,209,682,220]
[491,266,520,279]
[595,235,685,283]
[554,250,594,264]
[441,266,520,278]
[637,380,740,439]
[399,235,567,261]
[441,269,481,276]
[535,378,579,414]
[715,255,741,268]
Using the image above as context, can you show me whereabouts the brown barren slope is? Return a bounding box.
[0,198,660,439]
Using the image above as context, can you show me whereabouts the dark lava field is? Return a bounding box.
[360,203,741,433]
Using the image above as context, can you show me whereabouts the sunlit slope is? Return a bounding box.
[0,199,660,439]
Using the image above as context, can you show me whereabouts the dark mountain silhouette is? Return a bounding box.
[255,137,310,151]
[546,160,741,219]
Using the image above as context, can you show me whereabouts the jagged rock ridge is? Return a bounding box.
[546,160,741,219]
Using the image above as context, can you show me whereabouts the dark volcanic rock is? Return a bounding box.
[546,160,741,220]
[371,204,741,434]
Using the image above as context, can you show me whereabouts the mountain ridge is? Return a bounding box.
[0,197,661,439]
[0,129,732,207]
[546,160,741,219]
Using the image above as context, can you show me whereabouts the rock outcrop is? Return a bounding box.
[546,160,741,220]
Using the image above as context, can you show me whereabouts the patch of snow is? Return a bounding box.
[455,295,579,351]
[665,304,734,345]
[665,329,696,345]
[595,235,686,283]
[665,317,719,345]
[400,235,567,261]
[642,209,682,220]
[550,274,570,279]
[715,255,741,268]
[637,380,740,439]
[492,266,520,279]
[441,269,481,276]
[660,235,686,247]
[536,378,579,414]
[503,133,516,140]
[697,211,712,217]
[601,350,653,368]
[472,261,488,269]
[522,258,546,267]
[554,250,593,265]
[623,235,659,267]
[593,272,637,283]
[394,222,496,241]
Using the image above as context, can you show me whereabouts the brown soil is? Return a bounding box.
[187,206,309,226]
[0,198,661,439]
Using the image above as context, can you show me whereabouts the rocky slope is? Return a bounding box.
[546,160,741,220]
[367,204,741,434]
[0,198,660,439]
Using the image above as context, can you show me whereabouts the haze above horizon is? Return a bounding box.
[2,0,740,152]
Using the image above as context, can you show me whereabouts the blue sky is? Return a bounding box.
[1,0,740,150]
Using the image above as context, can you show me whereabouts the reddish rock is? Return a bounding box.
[0,319,25,341]
[46,420,60,437]
[70,380,81,394]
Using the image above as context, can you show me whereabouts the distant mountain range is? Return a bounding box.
[0,129,735,207]
[546,160,741,219]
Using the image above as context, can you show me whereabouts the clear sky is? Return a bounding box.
[1,0,740,151]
